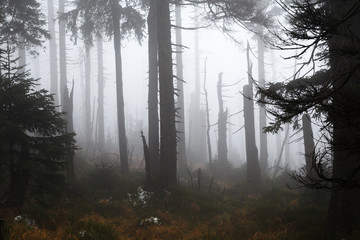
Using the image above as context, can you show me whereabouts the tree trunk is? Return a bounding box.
[97,38,105,151]
[302,113,315,176]
[85,45,92,149]
[59,0,67,106]
[63,82,75,185]
[147,0,160,180]
[244,43,261,185]
[48,0,59,105]
[175,4,187,173]
[326,1,360,237]
[112,1,129,174]
[217,73,228,163]
[157,0,177,185]
[257,26,268,176]
[203,58,212,165]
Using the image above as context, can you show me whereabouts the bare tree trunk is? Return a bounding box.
[203,58,212,165]
[157,0,177,185]
[63,82,75,185]
[97,38,105,151]
[257,26,268,177]
[85,45,92,149]
[302,113,315,176]
[112,1,129,174]
[147,0,160,180]
[48,0,58,105]
[244,42,261,185]
[175,4,187,173]
[217,73,228,163]
[59,0,67,106]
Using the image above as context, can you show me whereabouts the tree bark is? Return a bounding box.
[175,4,187,173]
[157,0,177,185]
[112,1,129,174]
[147,0,160,180]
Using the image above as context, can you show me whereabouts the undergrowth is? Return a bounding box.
[0,165,337,240]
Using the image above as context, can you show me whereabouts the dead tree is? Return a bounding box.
[302,113,316,176]
[217,73,228,163]
[243,42,261,185]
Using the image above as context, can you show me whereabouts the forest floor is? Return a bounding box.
[1,161,357,240]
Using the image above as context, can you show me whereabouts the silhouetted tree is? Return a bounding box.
[258,0,360,237]
[0,44,75,209]
[147,0,160,181]
[157,0,177,185]
[175,4,188,173]
[61,0,145,174]
[244,43,261,185]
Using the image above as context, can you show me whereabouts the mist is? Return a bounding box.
[1,0,359,239]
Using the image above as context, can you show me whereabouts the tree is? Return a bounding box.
[0,43,75,209]
[216,73,228,163]
[59,0,67,105]
[61,0,145,174]
[157,0,177,185]
[0,0,50,48]
[175,4,187,173]
[243,43,261,185]
[97,38,105,152]
[47,0,59,105]
[147,0,160,181]
[258,0,360,237]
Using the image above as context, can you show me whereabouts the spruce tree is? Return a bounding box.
[0,43,75,209]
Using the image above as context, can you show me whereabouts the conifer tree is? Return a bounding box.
[0,43,76,209]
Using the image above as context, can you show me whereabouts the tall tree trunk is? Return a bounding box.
[157,0,177,185]
[203,58,212,165]
[59,0,67,106]
[48,0,59,105]
[147,0,160,180]
[97,38,105,152]
[189,9,206,163]
[112,1,129,174]
[175,4,187,173]
[217,73,228,163]
[244,42,261,185]
[326,1,360,237]
[257,26,268,177]
[63,82,75,185]
[302,113,315,176]
[85,45,92,149]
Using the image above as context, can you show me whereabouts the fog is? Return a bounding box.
[26,3,311,173]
